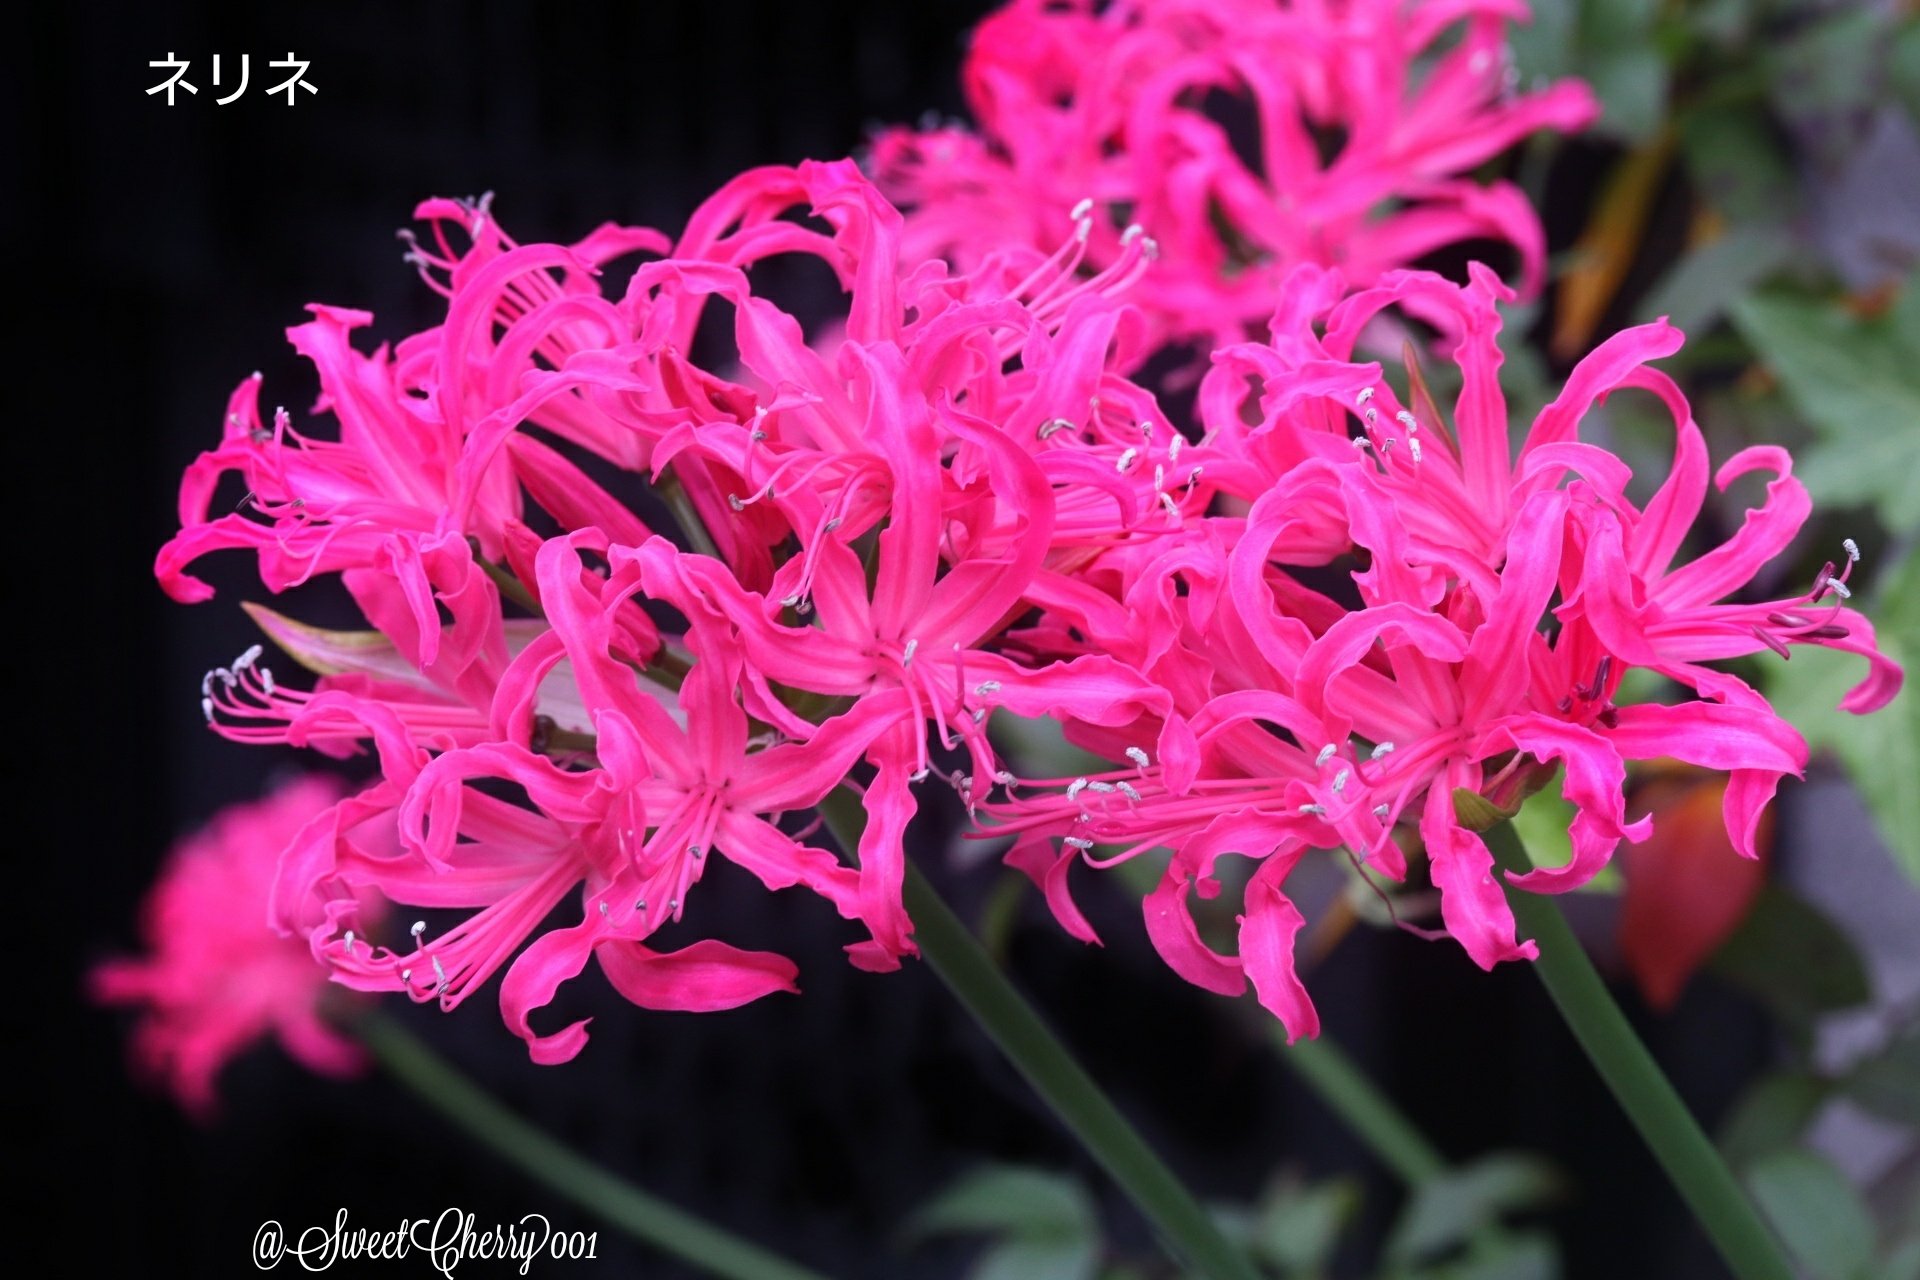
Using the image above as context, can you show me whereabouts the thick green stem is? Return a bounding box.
[1482,817,1797,1280]
[354,1013,831,1280]
[1276,1031,1445,1187]
[818,791,1260,1280]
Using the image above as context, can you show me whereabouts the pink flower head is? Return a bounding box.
[91,775,369,1118]
[983,264,1902,1039]
[871,0,1597,356]
[168,160,1179,1061]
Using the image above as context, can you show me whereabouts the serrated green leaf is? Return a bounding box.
[1718,1072,1832,1169]
[1386,1155,1564,1263]
[1746,1148,1879,1280]
[905,1164,1099,1245]
[1709,884,1873,1024]
[1729,282,1920,534]
[1637,225,1794,334]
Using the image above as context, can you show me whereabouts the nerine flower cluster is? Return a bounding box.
[115,0,1898,1084]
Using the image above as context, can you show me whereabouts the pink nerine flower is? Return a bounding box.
[983,265,1902,1039]
[871,0,1596,357]
[91,775,369,1117]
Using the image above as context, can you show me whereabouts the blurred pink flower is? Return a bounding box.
[91,775,368,1118]
[872,0,1596,357]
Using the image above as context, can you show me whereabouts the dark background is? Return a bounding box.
[23,3,1770,1276]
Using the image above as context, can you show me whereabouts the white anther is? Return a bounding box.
[599,901,609,916]
[1332,769,1351,795]
[1830,579,1853,600]
[1315,743,1338,766]
[1364,407,1378,425]
[1116,781,1142,802]
[727,494,745,511]
[1396,410,1417,429]
[1074,218,1092,243]
[1159,492,1181,519]
[1066,778,1089,801]
[201,696,214,723]
[1409,438,1423,463]
[235,644,263,670]
[1371,742,1395,759]
[1168,436,1183,462]
[780,594,802,607]
[669,898,680,913]
[689,845,705,859]
[974,680,1002,696]
[410,921,426,945]
[1125,746,1151,768]
[902,639,918,665]
[1352,437,1372,451]
[1039,418,1073,439]
[401,969,412,984]
[1380,437,1396,454]
[1186,466,1203,488]
[432,955,448,992]
[993,770,1016,785]
[1086,781,1116,793]
[1070,197,1094,220]
[1373,804,1391,819]
[1120,223,1145,245]
[910,766,930,783]
[1298,803,1328,816]
[1153,464,1165,491]
[637,899,647,912]
[1844,538,1860,562]
[750,428,767,442]
[343,931,355,954]
[260,667,275,694]
[1357,387,1375,405]
[824,517,843,532]
[1116,447,1138,473]
[1064,836,1096,850]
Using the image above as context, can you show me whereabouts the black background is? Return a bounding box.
[23,3,1770,1276]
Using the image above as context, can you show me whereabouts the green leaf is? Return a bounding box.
[1745,1148,1878,1280]
[905,1164,1099,1246]
[1430,1231,1563,1280]
[1637,225,1794,334]
[971,1238,1099,1280]
[1893,21,1920,123]
[1765,8,1888,128]
[1678,105,1798,229]
[1842,1026,1920,1127]
[1730,280,1920,534]
[1718,1072,1832,1169]
[1251,1176,1360,1274]
[1386,1155,1564,1264]
[1709,885,1873,1025]
[1770,547,1920,883]
[1882,1235,1920,1280]
[1585,48,1670,143]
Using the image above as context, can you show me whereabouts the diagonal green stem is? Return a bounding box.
[819,791,1261,1280]
[354,1012,832,1280]
[1482,817,1797,1280]
[1275,1031,1446,1187]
